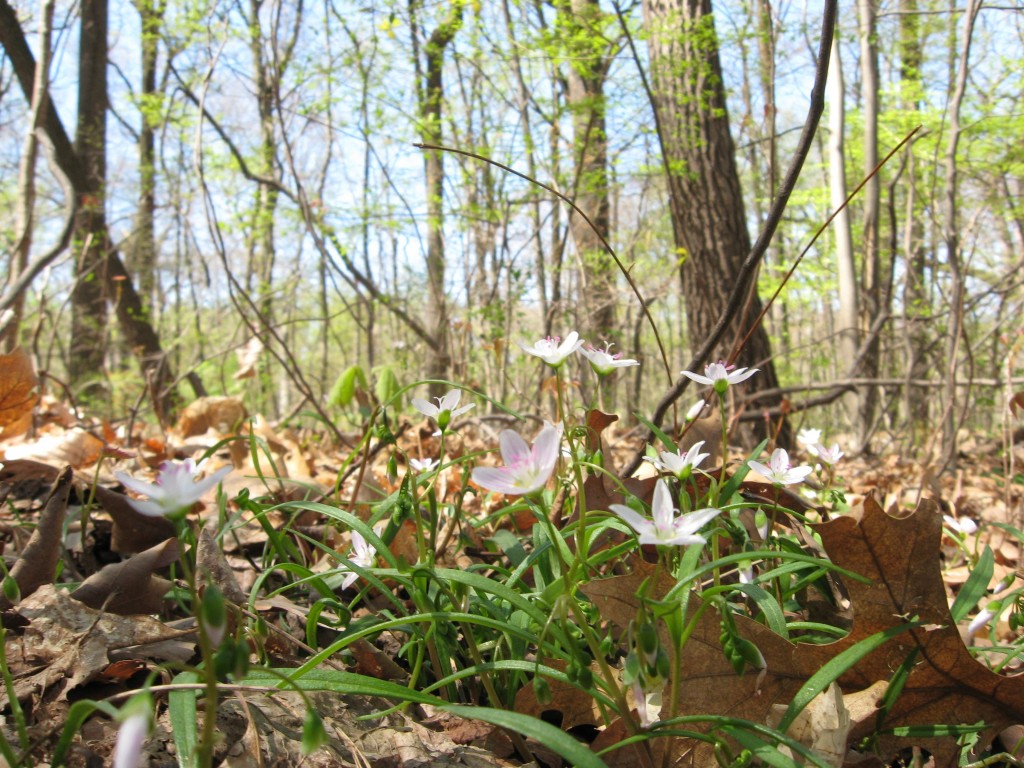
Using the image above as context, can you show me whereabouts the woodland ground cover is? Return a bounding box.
[0,340,1023,767]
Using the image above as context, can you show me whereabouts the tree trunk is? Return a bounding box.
[898,0,929,437]
[69,0,110,390]
[827,33,859,423]
[642,0,788,444]
[7,0,53,352]
[247,0,282,327]
[855,0,881,450]
[128,0,164,313]
[0,0,187,418]
[940,0,981,468]
[561,0,615,341]
[412,0,464,392]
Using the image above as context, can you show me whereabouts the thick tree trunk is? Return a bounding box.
[827,35,859,424]
[69,0,110,389]
[642,0,788,444]
[561,0,615,340]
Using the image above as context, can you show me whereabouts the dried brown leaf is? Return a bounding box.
[583,495,1024,767]
[176,395,247,438]
[5,584,185,706]
[233,337,264,380]
[0,347,38,439]
[3,426,103,467]
[71,538,179,615]
[93,484,177,555]
[7,465,73,603]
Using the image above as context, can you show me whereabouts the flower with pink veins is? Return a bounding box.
[610,479,722,547]
[811,442,844,466]
[681,361,758,394]
[747,448,813,487]
[115,458,231,518]
[579,342,639,376]
[644,441,709,481]
[518,332,584,368]
[472,422,563,496]
[112,701,151,768]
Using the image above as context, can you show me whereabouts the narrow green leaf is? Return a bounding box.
[442,705,609,768]
[169,672,200,768]
[777,622,921,733]
[733,583,789,638]
[950,546,993,623]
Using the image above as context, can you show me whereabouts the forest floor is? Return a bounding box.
[0,389,1022,767]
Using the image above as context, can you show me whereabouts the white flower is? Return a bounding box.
[411,389,474,433]
[472,422,563,496]
[579,342,639,376]
[115,459,232,518]
[681,361,758,394]
[644,441,709,481]
[943,514,978,536]
[797,428,822,448]
[754,509,770,540]
[339,528,379,591]
[739,563,754,584]
[685,399,707,422]
[113,710,150,768]
[518,331,584,368]
[967,600,1001,640]
[409,457,440,473]
[610,479,722,547]
[811,442,844,466]
[748,448,813,486]
[631,679,663,727]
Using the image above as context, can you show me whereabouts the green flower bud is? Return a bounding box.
[301,709,328,755]
[533,676,552,705]
[2,575,20,604]
[201,583,226,647]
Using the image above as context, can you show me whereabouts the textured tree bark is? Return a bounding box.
[69,0,110,388]
[642,0,788,443]
[562,0,615,340]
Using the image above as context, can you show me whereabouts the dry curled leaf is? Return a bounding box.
[93,484,177,555]
[5,466,73,605]
[71,538,179,615]
[0,347,38,439]
[176,396,247,438]
[4,584,187,707]
[234,336,264,380]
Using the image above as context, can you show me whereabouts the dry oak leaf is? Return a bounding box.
[585,496,1024,767]
[71,537,179,615]
[4,584,186,707]
[176,395,247,438]
[5,465,73,606]
[0,346,38,440]
[3,425,104,467]
[816,495,1024,765]
[93,483,177,555]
